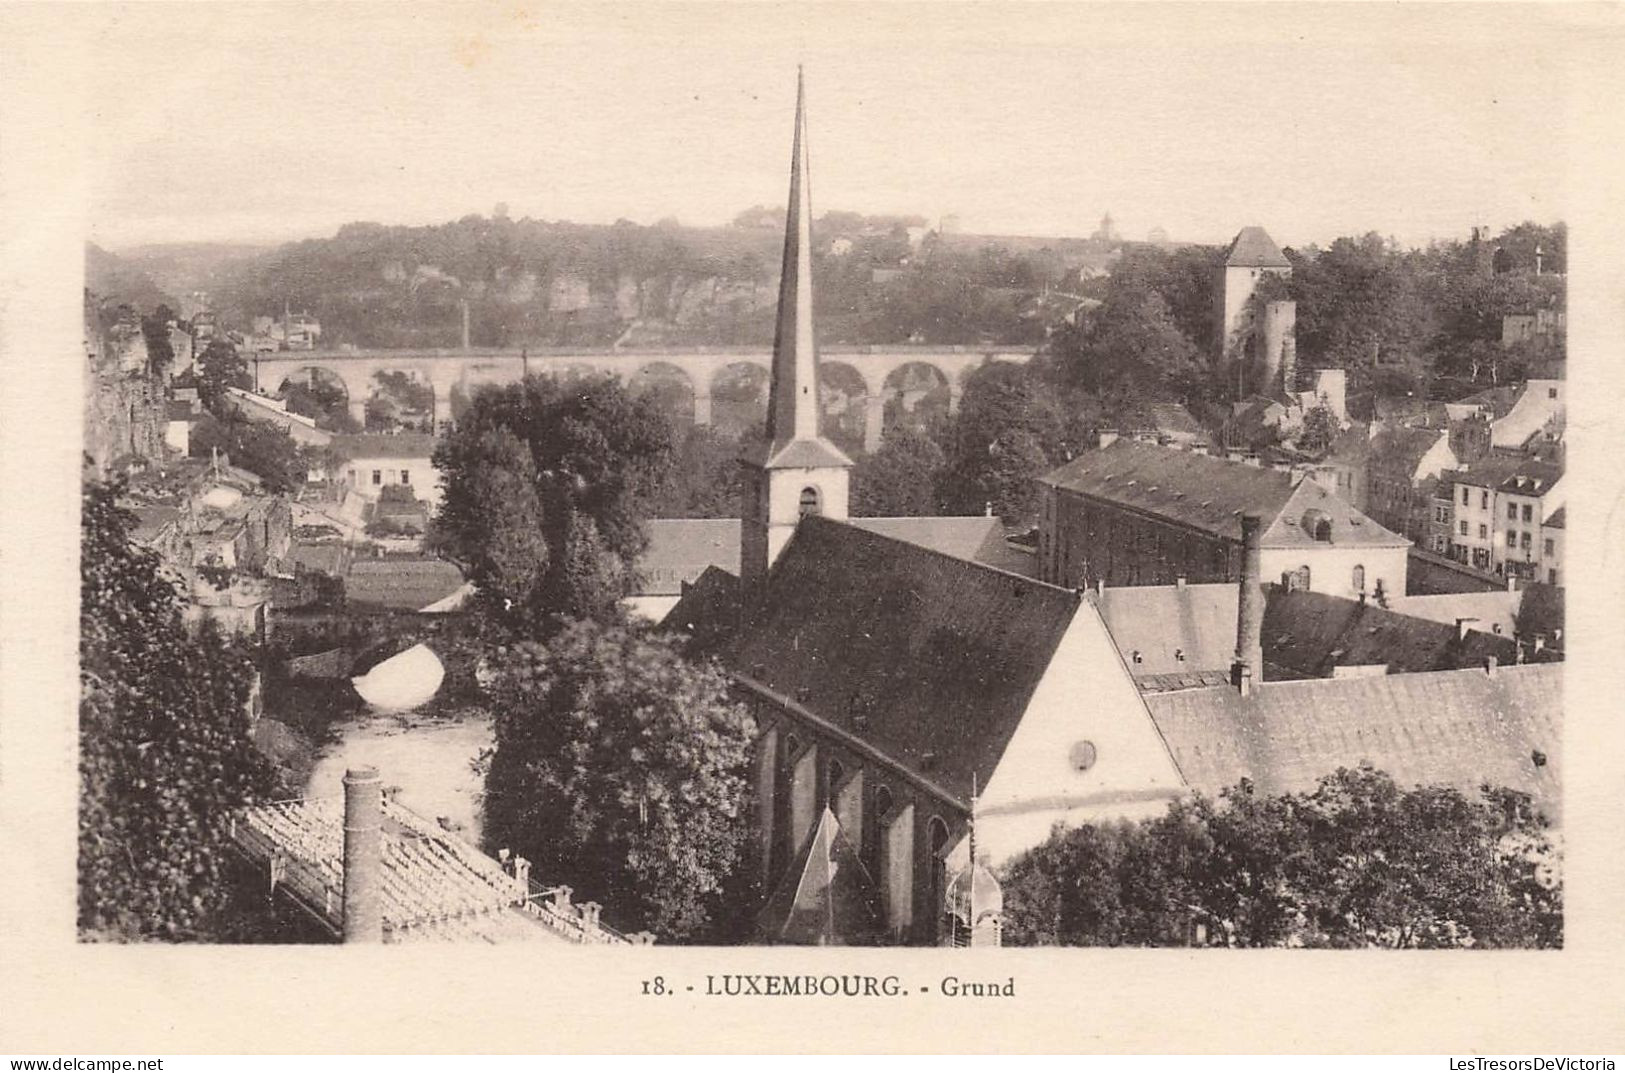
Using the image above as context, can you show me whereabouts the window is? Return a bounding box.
[1521,531,1532,550]
[401,469,411,485]
[1507,502,1518,520]
[874,784,893,820]
[827,758,845,800]
[1351,565,1365,593]
[1461,487,1470,506]
[798,486,821,517]
[1479,524,1488,540]
[1480,491,1488,510]
[1313,519,1332,542]
[1434,506,1448,523]
[1287,565,1311,592]
[1434,535,1447,552]
[1521,504,1533,523]
[1549,568,1558,584]
[1549,387,1558,399]
[1459,521,1469,536]
[371,469,382,486]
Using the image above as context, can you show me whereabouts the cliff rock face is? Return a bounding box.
[84,292,168,472]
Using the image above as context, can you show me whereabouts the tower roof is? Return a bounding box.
[1223,226,1291,268]
[752,69,852,470]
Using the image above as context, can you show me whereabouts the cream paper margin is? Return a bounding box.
[2,2,1623,1055]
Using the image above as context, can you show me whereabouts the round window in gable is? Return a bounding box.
[1069,740,1098,773]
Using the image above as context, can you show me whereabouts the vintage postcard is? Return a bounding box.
[3,1,1624,1056]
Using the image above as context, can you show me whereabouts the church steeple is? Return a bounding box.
[740,69,853,595]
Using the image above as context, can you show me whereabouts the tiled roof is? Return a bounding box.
[639,519,741,595]
[1368,426,1446,477]
[1545,507,1565,529]
[1387,590,1522,641]
[660,564,741,656]
[1263,589,1525,677]
[1146,402,1207,437]
[1042,441,1406,547]
[729,516,1082,803]
[332,433,439,460]
[1143,663,1562,821]
[636,515,1031,596]
[1497,459,1563,496]
[230,794,628,943]
[1223,226,1291,268]
[1095,582,1239,675]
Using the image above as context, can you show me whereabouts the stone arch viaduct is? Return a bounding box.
[252,345,1030,452]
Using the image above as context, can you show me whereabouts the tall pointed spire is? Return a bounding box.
[766,66,828,450]
[739,69,853,595]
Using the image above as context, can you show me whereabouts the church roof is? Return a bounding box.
[729,516,1082,804]
[1095,582,1239,676]
[1223,226,1291,268]
[1143,663,1562,821]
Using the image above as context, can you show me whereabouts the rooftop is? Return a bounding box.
[331,433,439,460]
[636,514,1034,596]
[729,516,1082,804]
[1223,226,1291,269]
[1042,440,1406,547]
[1144,663,1562,822]
[230,793,631,943]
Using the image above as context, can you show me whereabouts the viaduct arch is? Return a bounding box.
[251,345,1030,451]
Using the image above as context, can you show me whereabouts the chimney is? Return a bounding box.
[1175,575,1187,590]
[341,765,384,943]
[1093,577,1105,599]
[1533,633,1546,653]
[1231,513,1265,694]
[1484,654,1498,676]
[1535,244,1543,276]
[1507,574,1517,593]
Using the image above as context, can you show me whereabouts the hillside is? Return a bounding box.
[85,243,176,313]
[160,213,1094,349]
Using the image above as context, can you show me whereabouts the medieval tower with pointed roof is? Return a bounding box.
[740,70,854,597]
[1215,225,1297,398]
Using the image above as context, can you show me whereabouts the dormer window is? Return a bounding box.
[799,486,821,517]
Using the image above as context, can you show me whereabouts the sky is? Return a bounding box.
[80,2,1603,252]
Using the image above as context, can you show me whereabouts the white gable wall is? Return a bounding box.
[976,602,1187,866]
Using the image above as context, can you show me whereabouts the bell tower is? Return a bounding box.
[740,69,853,595]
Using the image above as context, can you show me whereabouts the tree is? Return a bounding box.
[851,425,948,517]
[481,619,757,939]
[140,305,176,377]
[1001,765,1561,949]
[1296,404,1340,456]
[281,377,360,433]
[79,476,275,940]
[642,424,744,519]
[431,374,676,633]
[189,413,304,493]
[195,338,250,414]
[937,362,1088,523]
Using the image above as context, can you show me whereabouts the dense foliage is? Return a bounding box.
[194,338,251,414]
[481,620,757,940]
[189,411,305,493]
[79,477,275,940]
[431,374,676,633]
[1001,766,1561,949]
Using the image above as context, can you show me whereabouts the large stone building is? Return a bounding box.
[1037,439,1411,602]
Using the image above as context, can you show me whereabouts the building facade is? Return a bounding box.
[1038,440,1410,602]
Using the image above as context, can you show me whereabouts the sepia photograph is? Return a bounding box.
[6,0,1625,1057]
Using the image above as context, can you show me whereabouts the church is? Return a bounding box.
[666,73,1562,948]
